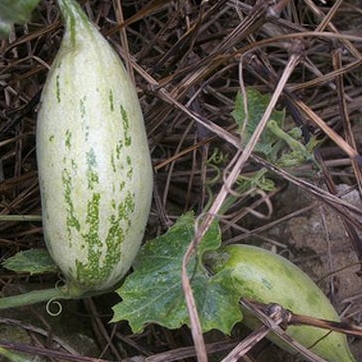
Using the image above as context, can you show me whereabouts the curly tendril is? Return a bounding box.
[46,298,63,316]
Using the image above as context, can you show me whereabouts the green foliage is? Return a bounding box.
[231,88,286,156]
[231,88,319,167]
[0,22,12,38]
[2,249,58,275]
[0,0,40,37]
[0,346,30,362]
[112,213,243,334]
[236,168,275,193]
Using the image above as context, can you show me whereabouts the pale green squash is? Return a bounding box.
[36,0,152,295]
[207,245,356,362]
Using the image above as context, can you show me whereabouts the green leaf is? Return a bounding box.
[267,120,317,167]
[236,168,275,193]
[0,0,41,38]
[2,249,58,275]
[0,21,12,38]
[0,0,40,23]
[231,88,285,156]
[112,213,242,334]
[0,346,31,362]
[231,88,319,168]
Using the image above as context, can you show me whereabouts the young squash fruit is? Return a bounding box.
[206,245,356,362]
[36,0,152,296]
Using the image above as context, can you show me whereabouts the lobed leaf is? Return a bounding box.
[112,213,242,334]
[2,249,58,275]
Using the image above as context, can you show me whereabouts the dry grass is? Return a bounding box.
[1,0,362,361]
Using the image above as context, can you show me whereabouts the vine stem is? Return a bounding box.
[0,286,70,310]
[0,284,117,310]
[0,215,42,222]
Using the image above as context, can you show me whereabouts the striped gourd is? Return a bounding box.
[36,0,152,296]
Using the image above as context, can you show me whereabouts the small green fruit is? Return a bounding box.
[207,245,355,362]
